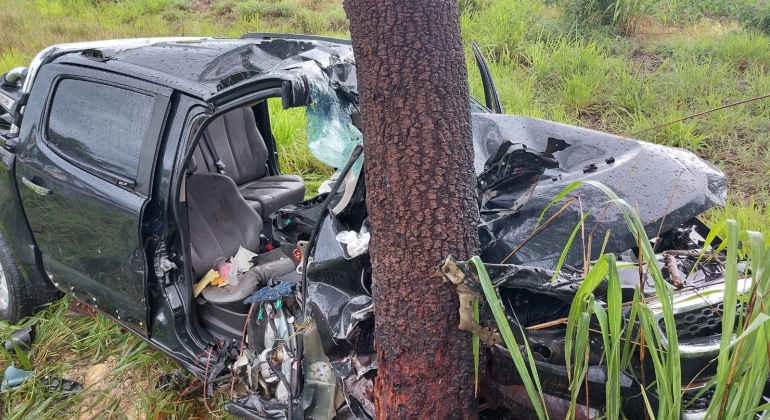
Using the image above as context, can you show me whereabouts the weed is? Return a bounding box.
[236,0,265,20]
[563,0,650,35]
[512,181,769,418]
[268,99,334,196]
[745,2,770,36]
[613,62,656,114]
[0,297,205,418]
[458,0,490,14]
[655,110,710,151]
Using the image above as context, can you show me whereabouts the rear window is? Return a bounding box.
[47,78,154,180]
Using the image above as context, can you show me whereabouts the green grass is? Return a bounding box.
[470,4,769,222]
[0,297,209,419]
[268,98,334,196]
[2,0,770,417]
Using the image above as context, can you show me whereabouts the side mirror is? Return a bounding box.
[1,67,28,87]
[281,77,311,110]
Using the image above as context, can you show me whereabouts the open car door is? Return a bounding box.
[472,42,504,114]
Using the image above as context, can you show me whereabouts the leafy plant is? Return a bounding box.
[479,179,770,418]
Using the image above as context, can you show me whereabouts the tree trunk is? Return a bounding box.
[343,1,480,418]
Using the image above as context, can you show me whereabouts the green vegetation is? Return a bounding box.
[1,0,769,418]
[462,0,770,217]
[0,297,210,418]
[498,181,770,419]
[268,98,334,196]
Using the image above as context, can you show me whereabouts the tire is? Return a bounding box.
[0,231,59,324]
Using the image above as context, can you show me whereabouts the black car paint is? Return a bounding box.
[144,96,213,370]
[0,57,214,372]
[0,35,327,371]
[0,145,51,293]
[473,113,726,268]
[14,63,176,336]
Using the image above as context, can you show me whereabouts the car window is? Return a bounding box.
[470,97,490,113]
[47,78,155,180]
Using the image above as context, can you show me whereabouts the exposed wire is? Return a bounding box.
[230,303,258,398]
[500,196,579,263]
[621,93,770,141]
[202,346,223,418]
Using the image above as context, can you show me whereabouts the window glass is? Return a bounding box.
[47,79,154,179]
[470,98,489,113]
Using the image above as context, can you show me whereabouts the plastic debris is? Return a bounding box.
[335,227,370,258]
[258,349,278,384]
[4,326,33,353]
[1,365,33,392]
[223,394,289,420]
[243,282,297,305]
[232,246,259,273]
[157,369,188,392]
[43,376,83,395]
[193,269,219,298]
[215,257,238,286]
[317,178,335,194]
[275,349,293,401]
[210,275,228,287]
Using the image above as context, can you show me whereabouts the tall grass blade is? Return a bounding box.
[473,298,480,397]
[548,180,683,417]
[605,254,623,419]
[552,210,593,282]
[707,220,740,417]
[11,341,32,371]
[469,256,549,420]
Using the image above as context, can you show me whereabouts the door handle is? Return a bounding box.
[21,177,52,196]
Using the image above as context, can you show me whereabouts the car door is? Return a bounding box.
[472,42,504,114]
[15,64,170,336]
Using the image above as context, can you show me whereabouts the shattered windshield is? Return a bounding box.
[305,78,363,175]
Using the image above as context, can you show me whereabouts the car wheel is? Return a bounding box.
[0,232,58,324]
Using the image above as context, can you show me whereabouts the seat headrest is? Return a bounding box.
[187,156,197,174]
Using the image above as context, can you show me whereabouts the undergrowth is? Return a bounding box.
[0,298,210,419]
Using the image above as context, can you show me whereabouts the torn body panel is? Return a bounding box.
[472,114,726,268]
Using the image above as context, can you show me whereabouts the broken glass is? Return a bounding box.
[306,80,363,175]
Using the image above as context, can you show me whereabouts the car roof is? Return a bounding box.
[45,34,353,100]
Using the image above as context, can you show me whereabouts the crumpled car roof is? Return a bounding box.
[52,36,355,100]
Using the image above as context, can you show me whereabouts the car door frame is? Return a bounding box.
[15,63,171,336]
[472,42,504,114]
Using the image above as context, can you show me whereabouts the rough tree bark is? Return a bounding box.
[343,1,480,418]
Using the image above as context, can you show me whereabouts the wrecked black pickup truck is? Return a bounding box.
[0,34,745,419]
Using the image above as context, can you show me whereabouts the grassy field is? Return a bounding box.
[1,0,769,418]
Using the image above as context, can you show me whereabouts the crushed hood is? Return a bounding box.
[471,113,726,268]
